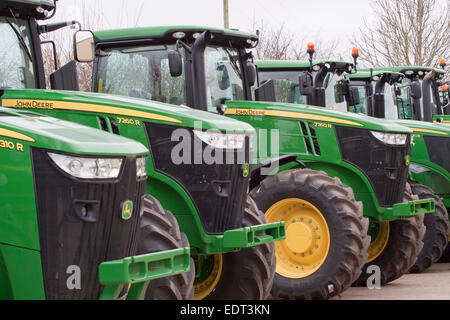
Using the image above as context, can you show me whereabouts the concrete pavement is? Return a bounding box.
[332,263,450,300]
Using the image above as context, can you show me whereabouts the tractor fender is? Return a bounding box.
[249,155,304,190]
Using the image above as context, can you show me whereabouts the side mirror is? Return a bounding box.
[349,87,360,106]
[299,73,314,96]
[216,64,230,90]
[410,81,422,99]
[435,117,443,123]
[334,82,344,103]
[246,62,257,87]
[74,30,94,63]
[255,79,276,102]
[168,50,183,77]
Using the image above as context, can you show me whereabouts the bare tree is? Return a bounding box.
[352,0,449,71]
[40,0,145,91]
[252,19,341,61]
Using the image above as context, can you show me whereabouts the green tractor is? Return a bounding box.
[344,65,450,265]
[254,51,449,272]
[0,1,285,300]
[0,106,193,299]
[81,25,434,299]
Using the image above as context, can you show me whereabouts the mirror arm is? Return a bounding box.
[176,40,192,54]
[39,20,81,34]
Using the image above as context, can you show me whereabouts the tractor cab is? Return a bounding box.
[0,1,54,90]
[89,26,257,114]
[255,59,356,111]
[343,69,405,120]
[369,66,447,123]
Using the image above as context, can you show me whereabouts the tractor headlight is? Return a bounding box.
[370,131,408,145]
[136,156,147,178]
[48,152,123,179]
[194,130,251,149]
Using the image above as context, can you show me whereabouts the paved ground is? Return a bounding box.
[331,263,450,300]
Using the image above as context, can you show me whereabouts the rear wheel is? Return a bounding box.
[250,168,370,300]
[193,197,276,300]
[354,184,426,286]
[137,195,194,300]
[409,182,449,273]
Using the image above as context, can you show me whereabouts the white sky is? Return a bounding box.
[48,0,448,56]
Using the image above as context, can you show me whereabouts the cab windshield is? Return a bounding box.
[257,69,348,111]
[383,82,399,120]
[96,44,186,105]
[348,81,399,120]
[322,71,347,112]
[0,16,36,89]
[258,70,308,104]
[204,45,245,113]
[395,79,414,119]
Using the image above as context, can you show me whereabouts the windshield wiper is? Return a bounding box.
[6,10,33,62]
[224,46,242,79]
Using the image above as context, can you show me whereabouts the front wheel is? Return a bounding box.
[194,197,276,300]
[137,195,195,300]
[250,168,370,300]
[354,183,426,286]
[409,182,449,273]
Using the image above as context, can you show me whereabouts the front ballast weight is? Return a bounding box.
[99,247,191,300]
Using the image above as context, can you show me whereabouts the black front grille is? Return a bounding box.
[423,135,450,172]
[145,122,250,234]
[335,126,411,206]
[32,148,146,300]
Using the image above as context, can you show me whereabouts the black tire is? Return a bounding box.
[354,183,426,286]
[137,194,195,300]
[204,197,276,300]
[438,242,450,262]
[409,182,449,273]
[250,168,370,300]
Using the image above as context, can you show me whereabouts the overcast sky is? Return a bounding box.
[48,0,448,56]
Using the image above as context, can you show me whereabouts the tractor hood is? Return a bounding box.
[390,119,450,137]
[0,107,148,156]
[0,89,256,134]
[225,100,413,134]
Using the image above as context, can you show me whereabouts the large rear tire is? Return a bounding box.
[354,183,426,286]
[250,168,370,300]
[409,182,449,273]
[137,195,195,300]
[195,197,276,300]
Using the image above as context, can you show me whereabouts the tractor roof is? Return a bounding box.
[369,66,445,79]
[346,70,404,82]
[255,60,353,73]
[94,25,258,48]
[0,0,54,18]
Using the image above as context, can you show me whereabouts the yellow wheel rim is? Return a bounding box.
[194,254,223,300]
[367,221,390,263]
[265,198,330,279]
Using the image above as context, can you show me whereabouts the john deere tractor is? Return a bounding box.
[255,53,449,273]
[0,1,285,300]
[82,25,434,299]
[0,105,194,299]
[344,66,450,266]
